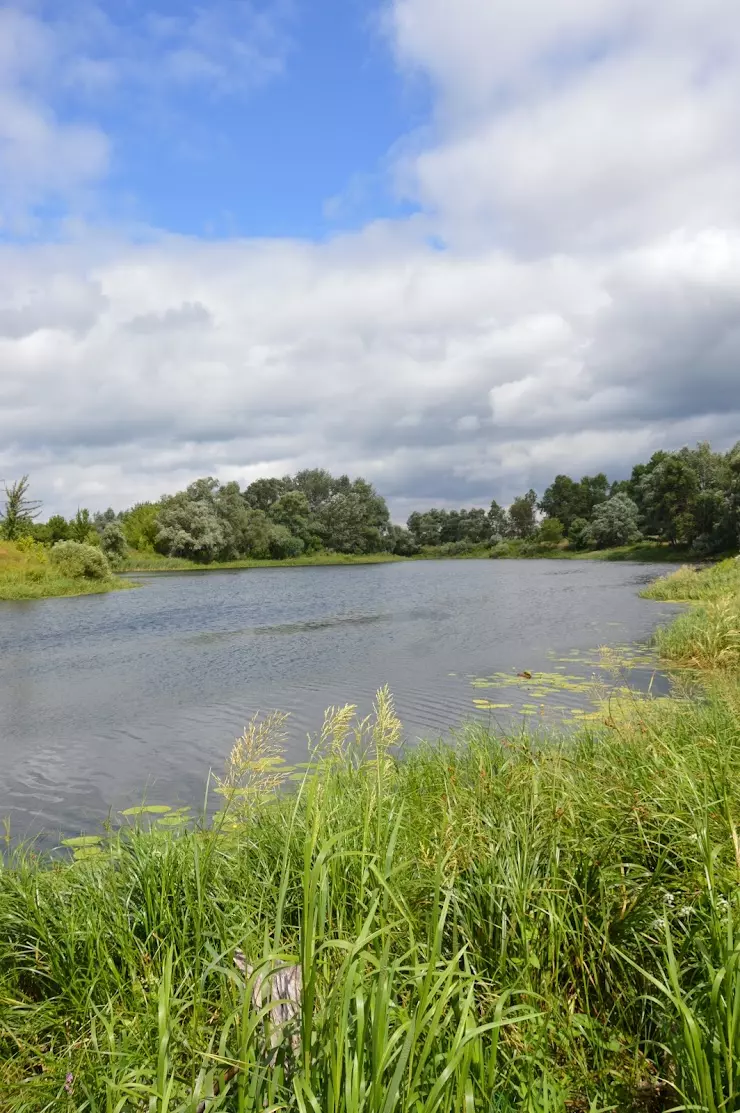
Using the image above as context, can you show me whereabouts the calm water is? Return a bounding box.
[0,560,678,842]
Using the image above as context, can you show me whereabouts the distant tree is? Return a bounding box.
[508,490,538,539]
[457,507,493,545]
[268,490,319,549]
[70,508,95,543]
[267,524,305,559]
[120,502,160,551]
[1,476,42,540]
[243,477,288,512]
[46,514,70,543]
[488,500,508,540]
[407,510,445,547]
[155,483,227,562]
[100,521,128,566]
[93,508,117,532]
[568,517,591,550]
[318,479,390,554]
[538,517,564,546]
[539,476,581,532]
[584,495,642,549]
[639,455,699,545]
[291,468,336,512]
[387,525,419,556]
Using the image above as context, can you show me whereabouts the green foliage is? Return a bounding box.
[5,679,740,1109]
[386,524,419,556]
[120,501,160,550]
[267,524,305,559]
[100,521,128,566]
[583,493,642,549]
[507,489,538,539]
[537,517,564,545]
[0,475,42,540]
[50,540,112,580]
[567,516,591,549]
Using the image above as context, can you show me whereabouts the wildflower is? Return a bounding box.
[64,1073,74,1094]
[678,905,694,919]
[652,916,666,930]
[663,892,675,906]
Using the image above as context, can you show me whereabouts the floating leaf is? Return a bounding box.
[120,804,172,816]
[73,846,103,861]
[62,835,102,848]
[154,815,191,827]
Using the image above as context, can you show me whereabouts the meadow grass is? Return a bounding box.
[0,542,135,601]
[3,682,740,1111]
[644,559,740,669]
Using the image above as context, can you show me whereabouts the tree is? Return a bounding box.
[539,476,581,532]
[120,502,160,551]
[638,455,699,545]
[584,495,642,549]
[267,524,305,559]
[387,525,419,556]
[508,490,538,539]
[1,476,42,540]
[243,477,288,512]
[155,484,227,562]
[568,517,591,550]
[268,490,318,549]
[538,518,564,545]
[488,500,508,540]
[46,515,70,543]
[70,508,95,543]
[100,522,128,566]
[317,479,390,554]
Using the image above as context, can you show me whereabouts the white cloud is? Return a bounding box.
[1,0,739,517]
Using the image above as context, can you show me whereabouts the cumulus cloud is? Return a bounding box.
[0,0,739,518]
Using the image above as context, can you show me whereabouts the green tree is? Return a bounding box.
[568,517,591,550]
[387,525,419,556]
[120,502,160,551]
[318,479,390,554]
[639,455,699,545]
[538,517,564,545]
[1,476,42,540]
[46,514,70,543]
[268,490,318,549]
[488,500,508,540]
[538,476,581,532]
[70,508,95,543]
[243,477,288,512]
[100,522,128,566]
[508,490,538,539]
[584,495,642,549]
[155,482,227,562]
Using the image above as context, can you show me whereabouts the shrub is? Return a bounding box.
[15,535,47,560]
[50,541,112,581]
[267,525,305,559]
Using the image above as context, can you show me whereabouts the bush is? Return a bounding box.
[267,525,305,559]
[15,535,47,560]
[538,517,564,546]
[50,541,112,581]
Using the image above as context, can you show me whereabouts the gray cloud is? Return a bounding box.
[1,0,739,518]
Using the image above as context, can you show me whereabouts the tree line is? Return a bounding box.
[3,441,739,563]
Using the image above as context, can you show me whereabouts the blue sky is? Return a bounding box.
[1,0,739,517]
[15,0,430,239]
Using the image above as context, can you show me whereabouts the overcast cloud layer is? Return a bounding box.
[1,0,739,518]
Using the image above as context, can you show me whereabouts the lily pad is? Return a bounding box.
[120,804,172,816]
[74,846,103,861]
[62,835,102,848]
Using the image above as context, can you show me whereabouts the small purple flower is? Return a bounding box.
[64,1072,74,1094]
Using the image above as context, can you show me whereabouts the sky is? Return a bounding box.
[1,0,740,520]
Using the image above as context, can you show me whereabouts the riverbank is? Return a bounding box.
[0,542,135,601]
[122,549,404,572]
[123,540,694,574]
[2,562,739,1110]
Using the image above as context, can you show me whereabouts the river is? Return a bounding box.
[0,559,679,842]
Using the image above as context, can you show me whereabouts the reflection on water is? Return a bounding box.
[0,559,681,842]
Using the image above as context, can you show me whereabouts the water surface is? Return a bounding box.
[0,559,678,841]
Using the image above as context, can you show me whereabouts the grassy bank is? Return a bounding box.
[123,550,403,572]
[642,558,740,670]
[0,542,135,601]
[3,677,740,1111]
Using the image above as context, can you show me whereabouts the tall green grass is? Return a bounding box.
[0,541,135,601]
[3,685,740,1110]
[644,559,740,669]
